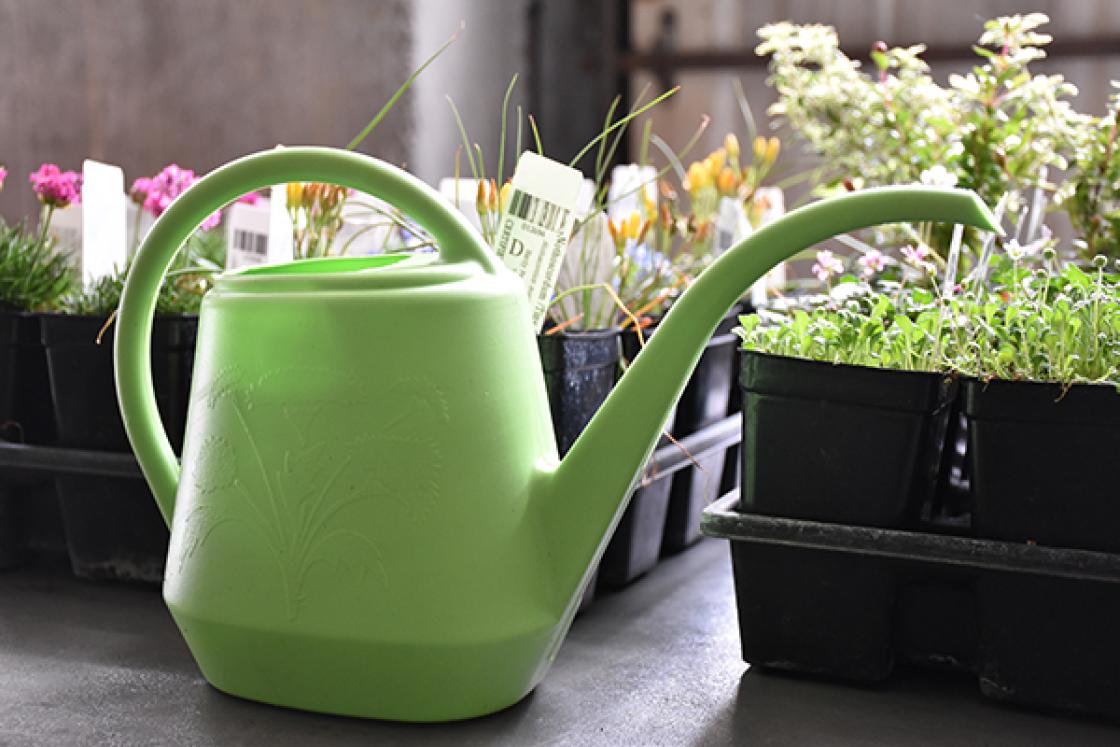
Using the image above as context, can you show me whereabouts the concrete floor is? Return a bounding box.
[2,539,1119,746]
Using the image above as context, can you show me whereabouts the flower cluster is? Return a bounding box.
[130,164,221,230]
[29,163,82,209]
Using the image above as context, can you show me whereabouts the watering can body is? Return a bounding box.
[115,147,999,721]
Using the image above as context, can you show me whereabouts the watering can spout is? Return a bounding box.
[540,186,1000,606]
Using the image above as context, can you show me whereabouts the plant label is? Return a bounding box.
[266,183,294,266]
[46,203,82,269]
[226,197,273,269]
[715,196,751,256]
[80,160,128,284]
[749,187,787,306]
[493,151,583,330]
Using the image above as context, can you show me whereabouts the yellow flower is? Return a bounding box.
[704,149,726,178]
[752,136,767,162]
[724,133,740,161]
[640,187,657,220]
[685,161,711,193]
[286,182,305,207]
[499,181,512,213]
[625,211,641,240]
[765,137,781,165]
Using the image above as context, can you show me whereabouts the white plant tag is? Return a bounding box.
[226,197,273,269]
[125,202,154,258]
[749,187,787,306]
[607,164,656,220]
[46,204,82,269]
[493,151,583,329]
[80,160,127,284]
[715,196,750,256]
[266,184,294,265]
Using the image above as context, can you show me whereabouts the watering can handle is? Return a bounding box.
[115,146,499,525]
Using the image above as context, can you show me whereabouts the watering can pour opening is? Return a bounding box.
[113,145,1000,722]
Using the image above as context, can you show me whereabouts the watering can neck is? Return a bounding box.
[536,186,1001,604]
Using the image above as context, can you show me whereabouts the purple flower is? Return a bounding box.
[29,163,82,208]
[811,249,844,282]
[857,248,887,277]
[130,176,152,205]
[0,166,7,192]
[237,191,261,206]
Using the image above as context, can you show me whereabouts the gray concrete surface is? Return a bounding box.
[2,539,1119,746]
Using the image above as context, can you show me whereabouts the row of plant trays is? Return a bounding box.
[0,309,743,605]
[701,349,1120,721]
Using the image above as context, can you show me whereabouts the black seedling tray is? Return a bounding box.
[702,491,1120,720]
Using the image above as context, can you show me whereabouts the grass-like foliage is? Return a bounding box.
[0,219,75,312]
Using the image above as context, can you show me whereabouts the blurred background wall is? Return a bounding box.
[2,0,1117,221]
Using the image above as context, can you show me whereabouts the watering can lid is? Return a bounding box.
[212,252,491,293]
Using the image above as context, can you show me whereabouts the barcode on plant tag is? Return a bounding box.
[508,190,569,232]
[234,229,268,257]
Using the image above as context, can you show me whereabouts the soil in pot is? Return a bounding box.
[965,378,1120,553]
[42,314,197,583]
[740,351,956,528]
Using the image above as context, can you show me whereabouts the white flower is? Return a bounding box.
[857,249,888,277]
[811,249,844,282]
[919,165,958,188]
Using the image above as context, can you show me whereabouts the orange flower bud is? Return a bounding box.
[717,166,739,196]
[475,180,488,215]
[487,178,498,213]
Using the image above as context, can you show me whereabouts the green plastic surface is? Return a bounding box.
[114,146,999,721]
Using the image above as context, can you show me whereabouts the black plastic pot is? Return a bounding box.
[0,311,63,569]
[702,492,1120,720]
[538,329,620,455]
[661,310,740,554]
[965,378,1120,553]
[598,469,672,588]
[42,314,197,583]
[740,351,956,528]
[538,328,621,610]
[596,323,676,586]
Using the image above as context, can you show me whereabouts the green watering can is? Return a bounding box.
[115,147,998,721]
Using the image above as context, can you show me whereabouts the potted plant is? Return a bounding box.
[43,164,225,582]
[0,164,78,568]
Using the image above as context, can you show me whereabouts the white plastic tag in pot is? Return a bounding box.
[750,187,787,306]
[493,151,583,329]
[80,159,127,284]
[227,197,275,270]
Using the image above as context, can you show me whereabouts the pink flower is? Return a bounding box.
[811,249,844,282]
[857,249,887,277]
[900,244,935,274]
[0,166,7,192]
[237,191,261,206]
[29,163,82,208]
[130,176,153,205]
[141,164,221,230]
